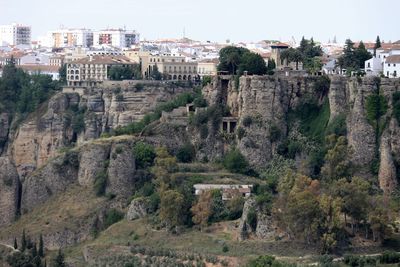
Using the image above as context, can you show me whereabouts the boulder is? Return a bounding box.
[126,197,151,220]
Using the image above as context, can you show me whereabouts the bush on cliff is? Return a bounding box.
[223,149,250,175]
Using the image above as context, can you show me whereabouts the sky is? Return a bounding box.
[0,0,398,44]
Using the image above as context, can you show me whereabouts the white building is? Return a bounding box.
[47,29,93,48]
[365,57,383,76]
[0,23,31,46]
[384,55,400,78]
[93,29,139,48]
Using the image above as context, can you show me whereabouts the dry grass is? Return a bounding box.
[0,185,106,241]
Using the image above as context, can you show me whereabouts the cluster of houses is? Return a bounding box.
[0,22,399,83]
[365,42,400,78]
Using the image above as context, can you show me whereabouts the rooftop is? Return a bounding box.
[69,55,134,65]
[385,55,400,64]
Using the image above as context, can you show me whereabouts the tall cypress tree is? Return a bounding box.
[13,237,18,250]
[21,229,27,252]
[38,234,44,257]
[374,36,382,56]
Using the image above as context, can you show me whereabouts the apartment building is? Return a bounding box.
[93,29,140,48]
[0,23,31,46]
[48,29,93,48]
[66,55,134,86]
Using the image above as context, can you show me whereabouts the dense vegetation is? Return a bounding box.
[280,37,323,72]
[338,39,373,74]
[108,64,142,80]
[0,59,60,115]
[217,46,268,75]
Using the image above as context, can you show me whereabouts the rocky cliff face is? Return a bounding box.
[5,83,191,180]
[0,157,19,227]
[203,75,400,193]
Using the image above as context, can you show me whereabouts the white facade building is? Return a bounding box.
[365,57,383,76]
[384,55,400,78]
[93,29,139,48]
[0,23,31,46]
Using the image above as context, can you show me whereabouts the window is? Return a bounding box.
[367,62,370,68]
[394,64,397,67]
[388,64,391,67]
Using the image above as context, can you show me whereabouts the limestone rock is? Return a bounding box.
[379,124,398,194]
[0,157,19,227]
[346,78,377,169]
[126,197,151,220]
[238,198,255,241]
[21,152,79,213]
[0,113,10,154]
[106,142,136,198]
[78,143,111,186]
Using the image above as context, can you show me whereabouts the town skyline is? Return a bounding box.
[0,0,398,44]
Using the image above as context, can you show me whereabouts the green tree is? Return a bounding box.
[238,52,267,75]
[150,64,162,80]
[332,177,371,233]
[176,143,195,163]
[132,142,156,168]
[321,135,353,181]
[374,35,381,56]
[108,65,134,80]
[13,237,17,249]
[58,64,67,84]
[355,41,373,69]
[38,234,44,257]
[218,46,249,74]
[52,249,66,267]
[266,58,276,74]
[223,149,249,174]
[159,190,185,229]
[21,229,27,252]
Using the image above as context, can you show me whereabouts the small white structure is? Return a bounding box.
[193,184,253,200]
[384,55,400,78]
[322,59,339,75]
[365,57,383,76]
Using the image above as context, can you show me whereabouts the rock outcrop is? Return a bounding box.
[21,151,79,213]
[106,142,136,198]
[0,157,19,227]
[126,197,151,220]
[8,82,192,179]
[78,143,111,186]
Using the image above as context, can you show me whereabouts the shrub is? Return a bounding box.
[176,143,195,163]
[326,113,347,136]
[133,142,156,168]
[202,76,212,87]
[247,255,276,267]
[104,209,124,228]
[247,208,257,231]
[223,149,249,174]
[242,116,253,127]
[194,97,207,108]
[269,124,281,142]
[222,244,229,253]
[199,125,209,139]
[393,92,400,124]
[365,94,388,135]
[237,127,245,140]
[115,145,124,154]
[379,251,400,264]
[135,83,144,91]
[314,75,331,96]
[94,171,107,196]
